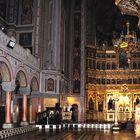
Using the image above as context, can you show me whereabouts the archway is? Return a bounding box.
[0,62,12,105]
[0,61,11,128]
[30,77,39,91]
[15,70,28,125]
[30,77,40,123]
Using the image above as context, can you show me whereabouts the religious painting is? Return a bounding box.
[98,101,103,112]
[21,0,33,24]
[89,98,94,111]
[46,78,54,92]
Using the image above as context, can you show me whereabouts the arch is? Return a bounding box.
[0,61,11,81]
[30,76,39,91]
[15,70,27,87]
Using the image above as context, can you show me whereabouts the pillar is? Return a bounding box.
[114,98,119,126]
[30,91,41,124]
[19,87,30,126]
[29,100,32,124]
[2,82,15,129]
[38,98,41,112]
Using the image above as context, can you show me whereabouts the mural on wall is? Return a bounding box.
[0,0,6,20]
[73,0,81,94]
[30,77,39,91]
[21,0,33,24]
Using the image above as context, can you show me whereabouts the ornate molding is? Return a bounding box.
[19,87,31,95]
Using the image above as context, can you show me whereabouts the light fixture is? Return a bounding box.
[7,40,16,49]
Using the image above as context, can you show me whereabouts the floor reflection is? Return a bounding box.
[6,129,137,140]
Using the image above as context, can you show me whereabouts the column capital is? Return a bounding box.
[30,91,41,98]
[2,81,15,92]
[31,91,40,94]
[19,87,31,95]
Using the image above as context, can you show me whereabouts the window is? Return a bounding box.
[19,33,32,46]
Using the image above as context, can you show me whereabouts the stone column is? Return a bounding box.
[19,87,30,126]
[29,100,32,124]
[38,98,41,112]
[2,82,15,129]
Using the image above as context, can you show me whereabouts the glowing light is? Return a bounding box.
[67,97,75,104]
[119,41,128,48]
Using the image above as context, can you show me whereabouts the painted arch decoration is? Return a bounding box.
[30,77,39,91]
[0,61,11,81]
[15,70,27,87]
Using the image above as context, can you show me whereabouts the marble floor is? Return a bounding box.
[6,129,140,140]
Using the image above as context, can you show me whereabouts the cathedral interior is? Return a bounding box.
[0,0,140,129]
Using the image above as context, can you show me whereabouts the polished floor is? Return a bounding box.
[6,129,140,140]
